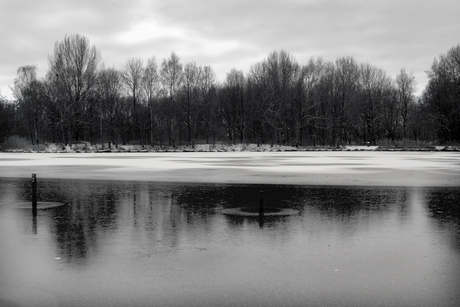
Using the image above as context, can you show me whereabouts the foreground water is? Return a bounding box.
[0,179,459,307]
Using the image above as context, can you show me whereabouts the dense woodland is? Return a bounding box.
[1,34,459,149]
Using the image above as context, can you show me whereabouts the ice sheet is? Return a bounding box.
[0,151,459,186]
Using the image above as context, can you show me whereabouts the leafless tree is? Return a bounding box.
[423,44,460,142]
[143,57,160,146]
[220,68,247,143]
[358,63,392,144]
[396,68,417,141]
[330,56,360,146]
[198,66,217,144]
[48,33,101,145]
[0,95,16,142]
[180,62,202,147]
[122,57,144,110]
[97,67,123,148]
[263,50,300,144]
[12,65,47,146]
[298,57,326,146]
[121,57,145,145]
[12,65,37,101]
[160,52,183,146]
[379,83,400,141]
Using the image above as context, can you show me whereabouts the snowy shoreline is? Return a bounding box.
[2,144,459,154]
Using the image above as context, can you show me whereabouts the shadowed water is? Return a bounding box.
[0,178,459,307]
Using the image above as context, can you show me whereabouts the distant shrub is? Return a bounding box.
[34,144,46,152]
[378,139,435,148]
[0,135,32,151]
[44,143,60,152]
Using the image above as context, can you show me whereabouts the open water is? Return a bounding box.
[0,178,459,306]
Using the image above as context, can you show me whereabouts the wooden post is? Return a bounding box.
[32,173,37,216]
[259,193,264,228]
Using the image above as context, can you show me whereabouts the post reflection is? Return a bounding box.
[32,214,37,234]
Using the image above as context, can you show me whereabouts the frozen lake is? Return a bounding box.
[1,178,459,306]
[0,151,459,186]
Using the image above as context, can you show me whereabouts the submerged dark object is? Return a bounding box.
[222,207,299,216]
[12,202,66,209]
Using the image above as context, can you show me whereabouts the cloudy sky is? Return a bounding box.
[1,0,459,99]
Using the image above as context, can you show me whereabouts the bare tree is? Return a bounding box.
[122,57,144,110]
[330,56,360,146]
[12,65,47,146]
[198,66,217,144]
[423,44,460,142]
[246,50,301,145]
[143,57,160,146]
[12,65,37,101]
[220,68,247,143]
[379,83,400,141]
[263,50,300,145]
[358,63,392,145]
[48,33,101,145]
[181,62,202,147]
[160,52,183,146]
[0,95,16,142]
[97,67,123,148]
[396,68,417,140]
[121,57,145,144]
[298,57,326,146]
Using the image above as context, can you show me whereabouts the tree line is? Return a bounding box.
[1,34,459,149]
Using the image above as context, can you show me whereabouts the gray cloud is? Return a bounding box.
[1,0,459,98]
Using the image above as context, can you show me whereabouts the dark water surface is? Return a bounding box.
[1,178,459,307]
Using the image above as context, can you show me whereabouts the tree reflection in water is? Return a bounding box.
[0,178,459,307]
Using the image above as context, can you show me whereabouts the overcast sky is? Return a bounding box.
[1,0,459,99]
